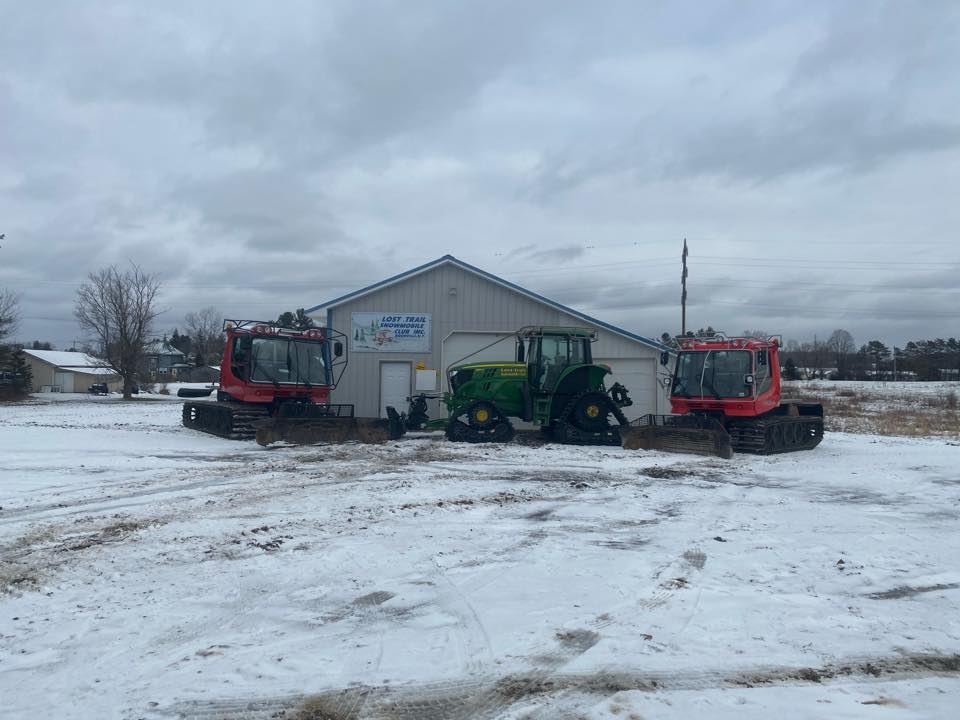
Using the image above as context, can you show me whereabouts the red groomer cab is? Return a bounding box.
[621,334,823,457]
[181,320,404,445]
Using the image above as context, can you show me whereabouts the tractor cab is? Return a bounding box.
[517,327,595,392]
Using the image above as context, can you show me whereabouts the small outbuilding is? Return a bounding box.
[21,349,122,393]
[305,255,669,421]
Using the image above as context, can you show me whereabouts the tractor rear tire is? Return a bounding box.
[490,420,515,443]
[570,391,615,433]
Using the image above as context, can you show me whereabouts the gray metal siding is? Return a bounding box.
[320,263,668,418]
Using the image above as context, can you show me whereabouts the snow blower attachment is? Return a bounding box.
[181,320,406,446]
[620,414,733,459]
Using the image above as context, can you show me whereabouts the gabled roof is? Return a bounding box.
[144,340,185,357]
[22,349,117,374]
[305,255,667,351]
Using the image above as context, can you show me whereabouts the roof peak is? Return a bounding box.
[305,255,666,351]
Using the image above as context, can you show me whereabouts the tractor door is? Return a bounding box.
[535,335,573,392]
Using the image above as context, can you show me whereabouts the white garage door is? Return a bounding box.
[441,331,516,389]
[54,371,75,393]
[595,357,657,420]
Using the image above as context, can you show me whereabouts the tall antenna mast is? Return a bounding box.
[681,238,688,335]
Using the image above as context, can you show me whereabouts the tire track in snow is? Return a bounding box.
[163,652,960,719]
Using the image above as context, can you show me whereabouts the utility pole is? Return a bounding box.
[681,238,688,336]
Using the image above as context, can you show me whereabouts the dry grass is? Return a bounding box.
[783,383,960,438]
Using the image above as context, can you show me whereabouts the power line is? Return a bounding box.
[3,253,958,292]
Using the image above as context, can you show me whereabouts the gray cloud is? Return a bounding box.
[1,1,959,350]
[502,244,586,264]
[169,169,346,252]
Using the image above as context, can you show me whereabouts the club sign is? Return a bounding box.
[350,312,431,353]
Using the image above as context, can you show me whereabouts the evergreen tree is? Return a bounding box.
[783,357,799,381]
[275,309,315,330]
[293,309,314,330]
[10,349,32,391]
[169,328,192,355]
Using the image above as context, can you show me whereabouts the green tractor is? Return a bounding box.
[409,326,633,444]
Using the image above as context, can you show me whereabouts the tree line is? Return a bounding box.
[781,334,960,381]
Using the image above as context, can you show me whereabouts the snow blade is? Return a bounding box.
[177,387,214,398]
[255,407,407,446]
[620,414,734,459]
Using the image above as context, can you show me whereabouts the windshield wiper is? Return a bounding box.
[700,377,723,400]
[287,342,311,388]
[252,345,280,387]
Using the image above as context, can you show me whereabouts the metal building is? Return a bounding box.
[305,255,669,420]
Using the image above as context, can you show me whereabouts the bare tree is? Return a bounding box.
[0,288,19,343]
[184,306,223,366]
[827,328,856,379]
[74,263,162,399]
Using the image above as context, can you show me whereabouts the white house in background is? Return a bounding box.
[21,349,122,393]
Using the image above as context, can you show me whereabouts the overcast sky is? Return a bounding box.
[2,1,959,351]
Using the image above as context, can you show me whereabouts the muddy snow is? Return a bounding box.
[2,393,959,719]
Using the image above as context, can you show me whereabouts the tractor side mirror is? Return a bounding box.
[745,374,755,385]
[659,351,670,366]
[517,343,525,363]
[333,341,344,357]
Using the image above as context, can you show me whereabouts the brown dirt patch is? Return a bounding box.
[866,582,959,600]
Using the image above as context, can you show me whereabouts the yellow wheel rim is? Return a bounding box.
[474,408,490,423]
[586,404,600,418]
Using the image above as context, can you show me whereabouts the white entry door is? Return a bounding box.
[379,362,411,418]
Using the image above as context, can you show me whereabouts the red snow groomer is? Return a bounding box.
[179,320,404,446]
[621,334,823,458]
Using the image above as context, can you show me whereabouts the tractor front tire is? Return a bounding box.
[446,420,472,442]
[466,401,499,430]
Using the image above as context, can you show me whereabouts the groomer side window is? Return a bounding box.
[755,349,772,394]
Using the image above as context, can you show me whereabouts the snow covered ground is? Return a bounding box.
[2,395,959,719]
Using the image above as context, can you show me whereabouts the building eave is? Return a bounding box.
[306,255,668,352]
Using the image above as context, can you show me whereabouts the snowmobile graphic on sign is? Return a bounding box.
[351,313,431,352]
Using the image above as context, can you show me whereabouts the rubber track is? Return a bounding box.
[727,415,824,455]
[445,406,515,444]
[553,391,628,446]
